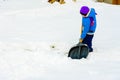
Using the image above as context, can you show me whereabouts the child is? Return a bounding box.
[79,6,97,52]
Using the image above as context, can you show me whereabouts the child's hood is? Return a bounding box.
[87,8,97,17]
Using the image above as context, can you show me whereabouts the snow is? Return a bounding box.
[0,0,120,80]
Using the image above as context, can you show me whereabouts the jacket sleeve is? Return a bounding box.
[80,18,90,39]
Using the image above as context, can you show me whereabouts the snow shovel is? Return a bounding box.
[68,43,89,59]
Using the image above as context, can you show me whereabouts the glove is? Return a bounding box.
[79,38,83,43]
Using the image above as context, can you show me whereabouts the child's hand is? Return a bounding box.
[79,38,83,43]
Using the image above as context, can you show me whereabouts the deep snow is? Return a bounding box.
[0,0,120,80]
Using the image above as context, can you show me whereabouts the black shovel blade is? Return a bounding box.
[68,43,89,59]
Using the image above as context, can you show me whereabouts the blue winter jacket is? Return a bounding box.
[80,8,97,39]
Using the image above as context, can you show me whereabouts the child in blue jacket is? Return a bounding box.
[79,6,97,52]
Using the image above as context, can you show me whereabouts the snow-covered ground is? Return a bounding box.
[0,0,120,80]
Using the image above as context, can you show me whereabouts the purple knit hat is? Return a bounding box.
[80,6,90,15]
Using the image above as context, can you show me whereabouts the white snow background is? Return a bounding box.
[0,0,120,80]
